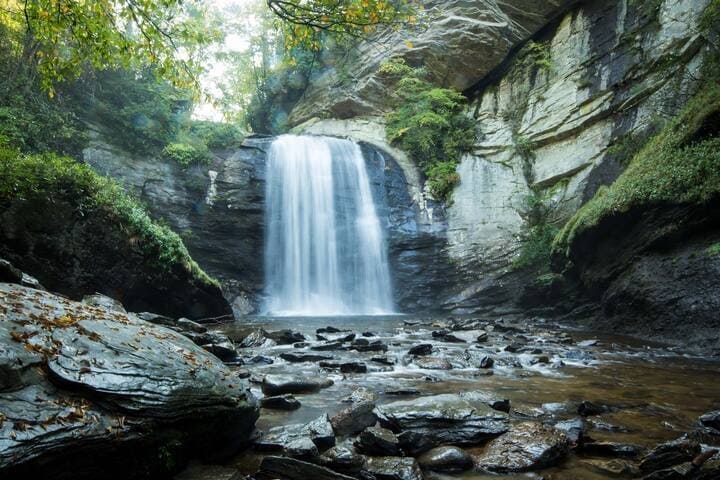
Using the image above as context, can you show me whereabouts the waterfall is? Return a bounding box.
[264,134,394,316]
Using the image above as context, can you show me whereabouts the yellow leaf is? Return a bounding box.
[405,40,413,49]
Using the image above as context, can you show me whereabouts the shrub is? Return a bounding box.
[162,142,212,168]
[0,145,217,287]
[384,59,475,202]
[187,120,244,149]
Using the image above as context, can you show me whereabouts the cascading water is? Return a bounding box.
[263,134,394,316]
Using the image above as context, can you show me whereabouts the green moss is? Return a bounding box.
[0,146,218,287]
[553,84,720,257]
[707,243,720,257]
[514,223,560,271]
[384,59,475,202]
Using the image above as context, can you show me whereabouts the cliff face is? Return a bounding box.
[293,0,716,330]
[288,0,576,125]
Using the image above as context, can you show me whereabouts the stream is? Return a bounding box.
[179,315,720,480]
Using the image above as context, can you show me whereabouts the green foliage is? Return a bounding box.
[707,243,720,257]
[162,142,211,168]
[521,41,553,73]
[554,84,720,257]
[187,121,243,149]
[71,69,193,154]
[0,0,219,95]
[629,0,663,24]
[268,0,416,51]
[384,60,475,202]
[0,145,217,287]
[514,223,560,271]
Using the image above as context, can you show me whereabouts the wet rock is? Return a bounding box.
[318,332,356,343]
[504,343,522,353]
[639,438,701,473]
[697,455,720,480]
[531,355,551,365]
[247,355,274,365]
[280,352,334,363]
[331,402,377,437]
[135,311,176,328]
[403,320,420,326]
[239,329,273,348]
[0,283,258,479]
[408,344,433,356]
[374,392,509,447]
[417,446,474,473]
[413,356,452,370]
[267,330,306,345]
[261,374,333,396]
[384,388,420,396]
[341,362,368,374]
[371,356,394,365]
[201,341,237,362]
[293,342,310,348]
[258,456,355,480]
[261,394,302,411]
[642,462,695,480]
[583,442,645,458]
[583,459,641,477]
[256,414,335,453]
[177,318,207,333]
[578,400,609,417]
[577,339,599,347]
[312,342,345,351]
[318,445,367,475]
[398,431,437,456]
[432,330,466,343]
[362,331,375,337]
[81,293,126,313]
[317,326,347,334]
[475,422,570,472]
[363,456,423,480]
[0,258,23,283]
[554,418,585,443]
[351,340,388,352]
[699,411,720,430]
[175,464,243,480]
[355,426,400,456]
[476,331,489,343]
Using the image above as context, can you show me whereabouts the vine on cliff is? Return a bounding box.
[383,59,475,202]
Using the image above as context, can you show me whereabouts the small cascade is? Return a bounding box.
[264,134,394,316]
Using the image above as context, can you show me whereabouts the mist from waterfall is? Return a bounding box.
[263,134,394,316]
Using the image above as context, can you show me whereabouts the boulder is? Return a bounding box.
[318,445,367,475]
[475,422,569,472]
[413,356,452,370]
[374,392,509,448]
[0,283,258,480]
[261,374,334,396]
[267,330,306,345]
[255,414,335,454]
[331,402,377,437]
[355,426,400,456]
[261,394,302,411]
[81,293,126,313]
[408,344,433,356]
[417,446,474,473]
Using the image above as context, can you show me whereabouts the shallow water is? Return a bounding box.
[215,315,720,479]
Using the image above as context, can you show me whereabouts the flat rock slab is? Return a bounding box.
[256,414,335,453]
[261,374,334,396]
[374,391,509,447]
[258,456,355,480]
[474,422,569,472]
[331,401,377,437]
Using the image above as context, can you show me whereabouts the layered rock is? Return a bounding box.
[0,283,258,480]
[287,0,576,126]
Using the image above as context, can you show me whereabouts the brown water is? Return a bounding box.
[215,315,720,479]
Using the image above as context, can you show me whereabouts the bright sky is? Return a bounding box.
[193,0,258,122]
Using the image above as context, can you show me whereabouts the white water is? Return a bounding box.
[264,135,394,316]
